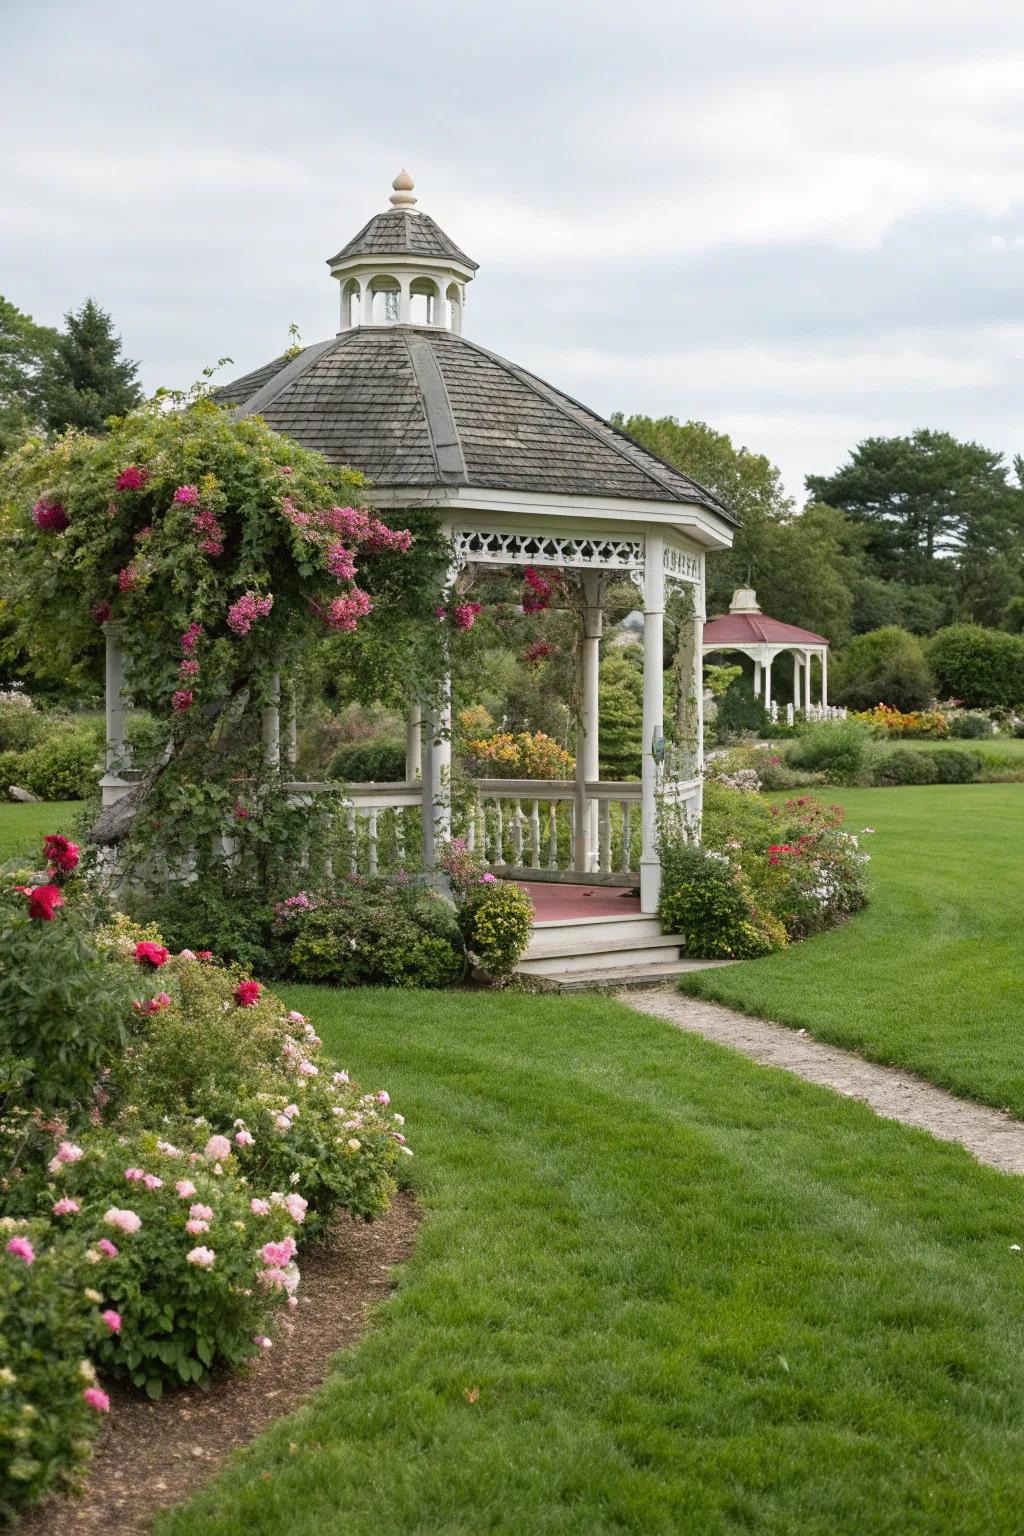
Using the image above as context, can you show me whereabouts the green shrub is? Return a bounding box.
[929,625,1024,710]
[948,712,992,739]
[0,691,47,753]
[786,720,871,784]
[128,879,276,974]
[458,878,534,978]
[832,626,934,712]
[0,885,135,1120]
[868,747,979,786]
[712,677,770,740]
[329,739,407,783]
[0,1220,105,1522]
[285,882,464,988]
[9,727,101,800]
[658,843,786,960]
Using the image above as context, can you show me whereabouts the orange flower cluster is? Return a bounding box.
[851,703,948,738]
[467,730,574,780]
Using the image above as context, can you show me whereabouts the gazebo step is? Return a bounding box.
[526,912,665,950]
[518,932,686,976]
[526,959,735,993]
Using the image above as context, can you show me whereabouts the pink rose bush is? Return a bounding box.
[0,893,406,1514]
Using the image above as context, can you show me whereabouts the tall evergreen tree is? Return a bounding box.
[42,297,142,433]
[0,295,59,455]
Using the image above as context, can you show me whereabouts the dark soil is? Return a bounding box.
[21,1193,419,1535]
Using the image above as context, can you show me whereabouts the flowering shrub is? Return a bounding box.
[281,881,464,989]
[439,840,534,979]
[0,1218,106,1522]
[658,842,787,960]
[0,874,135,1120]
[786,720,871,785]
[849,704,949,738]
[11,1126,297,1397]
[708,745,813,793]
[466,730,574,780]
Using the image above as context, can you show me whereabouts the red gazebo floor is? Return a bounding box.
[513,880,641,923]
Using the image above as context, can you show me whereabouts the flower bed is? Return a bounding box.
[658,783,871,959]
[1,834,409,1519]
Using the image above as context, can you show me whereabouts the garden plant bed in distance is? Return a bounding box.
[20,1196,418,1536]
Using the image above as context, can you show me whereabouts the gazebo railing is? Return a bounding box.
[285,773,701,882]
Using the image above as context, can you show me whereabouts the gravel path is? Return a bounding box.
[623,989,1024,1176]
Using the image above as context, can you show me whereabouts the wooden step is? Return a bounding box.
[518,932,686,976]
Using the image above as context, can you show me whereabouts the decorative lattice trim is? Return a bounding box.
[452,529,644,570]
[664,546,702,585]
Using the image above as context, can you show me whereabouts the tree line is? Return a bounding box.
[1,294,141,453]
[612,415,1024,641]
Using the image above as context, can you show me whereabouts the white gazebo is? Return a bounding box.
[101,173,738,973]
[702,588,829,716]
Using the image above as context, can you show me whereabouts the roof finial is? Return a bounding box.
[389,169,417,210]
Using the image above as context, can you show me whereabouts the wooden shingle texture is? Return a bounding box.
[213,328,733,518]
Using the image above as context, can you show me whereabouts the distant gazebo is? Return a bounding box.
[702,588,829,713]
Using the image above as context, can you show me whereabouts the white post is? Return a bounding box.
[753,656,762,697]
[792,652,801,710]
[421,672,451,871]
[399,276,411,324]
[574,572,602,873]
[821,648,829,707]
[362,281,375,325]
[406,702,423,781]
[764,655,773,711]
[103,623,127,775]
[803,650,812,713]
[261,672,281,767]
[640,535,665,914]
[285,688,298,769]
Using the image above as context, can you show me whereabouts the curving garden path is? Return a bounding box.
[623,988,1024,1176]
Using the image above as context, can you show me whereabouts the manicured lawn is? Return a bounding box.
[683,783,1024,1115]
[162,985,1024,1536]
[0,800,85,861]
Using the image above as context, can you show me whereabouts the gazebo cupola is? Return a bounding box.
[327,171,479,334]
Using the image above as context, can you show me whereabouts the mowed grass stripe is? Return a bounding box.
[680,784,1024,1116]
[161,988,1024,1536]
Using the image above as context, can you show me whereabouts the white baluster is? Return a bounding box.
[511,799,524,865]
[620,802,631,874]
[495,799,504,865]
[598,800,611,872]
[367,808,379,876]
[395,809,405,866]
[547,802,558,870]
[529,800,541,868]
[346,806,357,875]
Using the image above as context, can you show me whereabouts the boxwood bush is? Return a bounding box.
[282,882,464,988]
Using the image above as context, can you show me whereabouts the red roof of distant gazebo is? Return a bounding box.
[703,588,829,648]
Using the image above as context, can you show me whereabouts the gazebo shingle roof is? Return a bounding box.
[327,210,478,271]
[213,328,734,517]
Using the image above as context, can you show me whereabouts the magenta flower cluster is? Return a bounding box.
[226,590,274,636]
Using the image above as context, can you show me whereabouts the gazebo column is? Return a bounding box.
[753,657,762,697]
[803,651,812,713]
[406,702,423,781]
[574,572,603,873]
[99,622,131,808]
[763,654,774,711]
[422,674,452,871]
[821,648,828,707]
[261,672,281,767]
[640,536,665,914]
[792,652,801,708]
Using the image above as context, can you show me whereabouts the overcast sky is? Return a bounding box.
[3,0,1023,502]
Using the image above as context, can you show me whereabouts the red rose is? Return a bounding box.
[134,940,169,968]
[196,950,214,961]
[32,499,70,533]
[116,466,150,491]
[26,885,64,921]
[234,980,261,1007]
[43,834,80,873]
